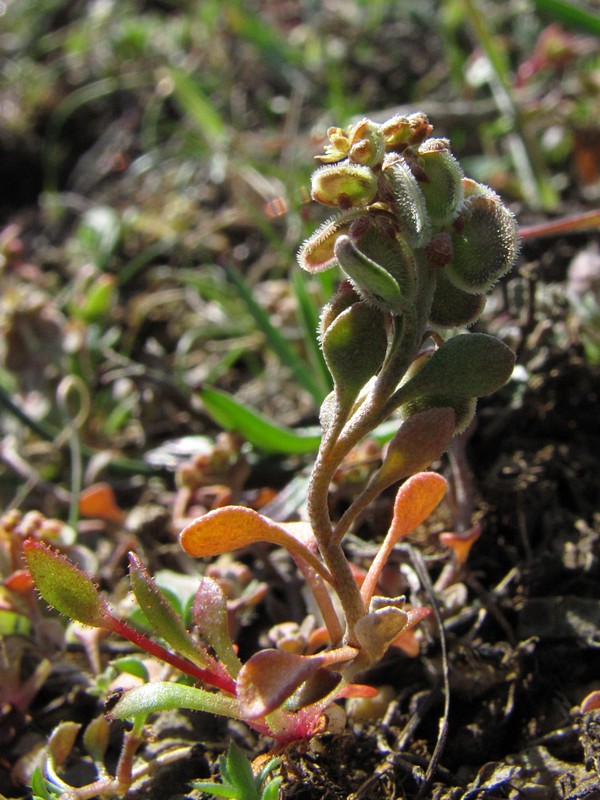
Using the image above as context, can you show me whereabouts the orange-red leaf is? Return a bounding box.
[361,472,447,605]
[79,482,125,525]
[388,471,448,541]
[180,506,333,584]
[237,650,326,719]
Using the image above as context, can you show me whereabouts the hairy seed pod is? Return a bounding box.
[321,301,388,412]
[311,161,378,209]
[446,196,519,294]
[334,234,405,314]
[349,214,417,301]
[380,156,431,248]
[416,139,464,226]
[319,281,362,336]
[429,270,486,328]
[297,210,364,273]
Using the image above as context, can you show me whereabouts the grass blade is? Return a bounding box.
[224,264,326,404]
[531,0,600,35]
[199,386,321,454]
[292,271,333,398]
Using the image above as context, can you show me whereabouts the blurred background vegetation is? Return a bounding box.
[1,0,599,517]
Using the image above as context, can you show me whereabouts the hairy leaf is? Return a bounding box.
[237,650,328,718]
[24,540,111,628]
[110,681,240,720]
[180,506,333,584]
[128,553,209,667]
[399,333,515,400]
[193,577,242,678]
[361,472,447,604]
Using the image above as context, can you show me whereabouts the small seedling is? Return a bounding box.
[191,741,282,800]
[24,113,519,796]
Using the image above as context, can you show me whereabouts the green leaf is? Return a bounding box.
[189,782,239,799]
[0,609,32,636]
[193,578,242,678]
[111,656,150,683]
[199,386,321,454]
[166,66,228,148]
[531,0,600,35]
[128,553,209,667]
[321,301,388,413]
[24,541,111,628]
[224,741,260,800]
[398,333,515,401]
[262,779,283,800]
[30,768,56,800]
[109,681,241,720]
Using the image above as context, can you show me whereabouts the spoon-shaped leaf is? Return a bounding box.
[361,472,447,605]
[398,333,515,400]
[180,506,333,585]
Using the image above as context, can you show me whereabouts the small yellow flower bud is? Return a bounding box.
[311,162,378,209]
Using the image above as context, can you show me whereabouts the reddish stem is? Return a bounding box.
[520,209,600,240]
[106,616,237,695]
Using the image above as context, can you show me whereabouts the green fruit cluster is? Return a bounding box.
[299,113,519,328]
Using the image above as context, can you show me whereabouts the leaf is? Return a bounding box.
[166,66,228,148]
[112,656,150,682]
[355,607,408,661]
[531,0,600,36]
[128,553,209,667]
[78,482,125,524]
[361,472,447,605]
[30,768,54,800]
[236,650,327,719]
[377,407,456,486]
[199,386,321,454]
[180,506,333,584]
[47,721,81,769]
[224,741,260,800]
[109,681,241,720]
[193,577,242,678]
[189,783,239,799]
[321,301,388,412]
[0,610,32,636]
[83,715,110,763]
[23,540,111,628]
[399,333,515,400]
[387,471,448,542]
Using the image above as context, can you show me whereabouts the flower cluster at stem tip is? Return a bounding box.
[299,112,519,329]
